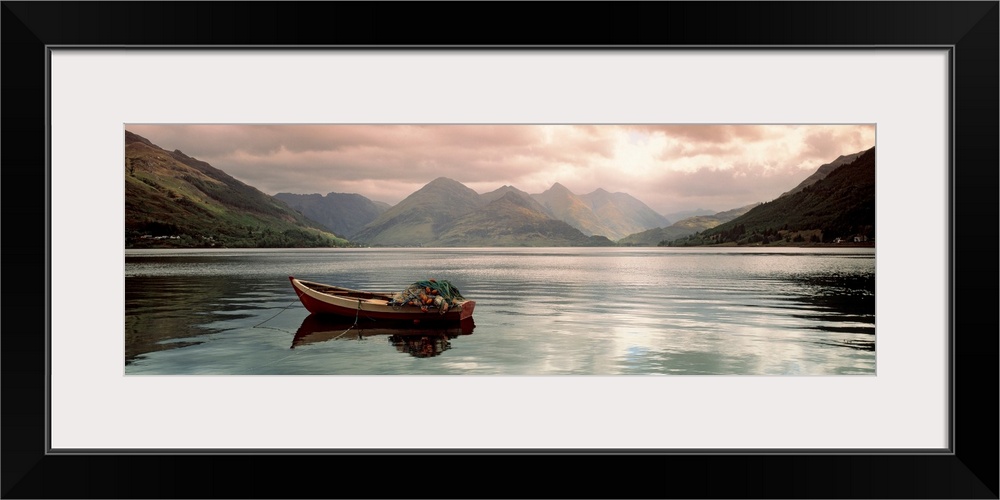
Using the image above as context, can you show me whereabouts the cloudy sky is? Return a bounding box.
[125,124,875,216]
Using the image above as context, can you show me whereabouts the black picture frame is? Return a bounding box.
[3,2,997,498]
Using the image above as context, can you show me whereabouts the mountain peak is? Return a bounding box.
[544,182,573,195]
[407,177,481,203]
[124,130,156,148]
[427,176,462,186]
[418,177,479,197]
[493,190,535,209]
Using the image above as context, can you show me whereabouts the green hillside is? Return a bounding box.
[351,177,486,246]
[579,188,672,239]
[779,150,866,198]
[667,147,876,246]
[617,204,758,246]
[481,185,550,213]
[434,192,615,246]
[273,191,389,239]
[530,183,617,238]
[125,131,349,248]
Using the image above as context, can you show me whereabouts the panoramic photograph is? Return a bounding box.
[124,124,876,375]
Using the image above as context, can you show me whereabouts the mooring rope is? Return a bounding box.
[330,299,372,340]
[246,299,310,373]
[249,351,301,373]
[249,299,375,372]
[251,299,300,330]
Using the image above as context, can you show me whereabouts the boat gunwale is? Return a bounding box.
[295,279,395,302]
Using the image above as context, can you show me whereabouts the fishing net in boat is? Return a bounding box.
[389,279,465,314]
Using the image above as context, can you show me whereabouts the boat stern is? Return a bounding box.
[458,300,475,320]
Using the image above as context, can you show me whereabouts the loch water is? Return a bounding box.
[124,247,875,375]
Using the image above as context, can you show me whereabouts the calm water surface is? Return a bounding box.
[125,247,875,375]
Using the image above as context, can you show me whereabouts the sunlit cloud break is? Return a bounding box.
[125,124,875,215]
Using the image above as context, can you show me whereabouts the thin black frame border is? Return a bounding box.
[3,2,997,498]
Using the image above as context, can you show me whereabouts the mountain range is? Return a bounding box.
[288,178,671,246]
[124,130,874,248]
[349,177,622,246]
[534,184,671,240]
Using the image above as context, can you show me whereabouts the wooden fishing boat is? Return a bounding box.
[288,276,476,322]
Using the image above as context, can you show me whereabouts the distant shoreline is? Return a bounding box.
[664,241,876,248]
[126,242,876,250]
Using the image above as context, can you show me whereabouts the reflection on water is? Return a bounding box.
[124,275,273,363]
[124,247,876,375]
[389,335,450,358]
[788,274,875,352]
[292,314,475,358]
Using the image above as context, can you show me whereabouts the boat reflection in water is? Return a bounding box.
[291,314,476,358]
